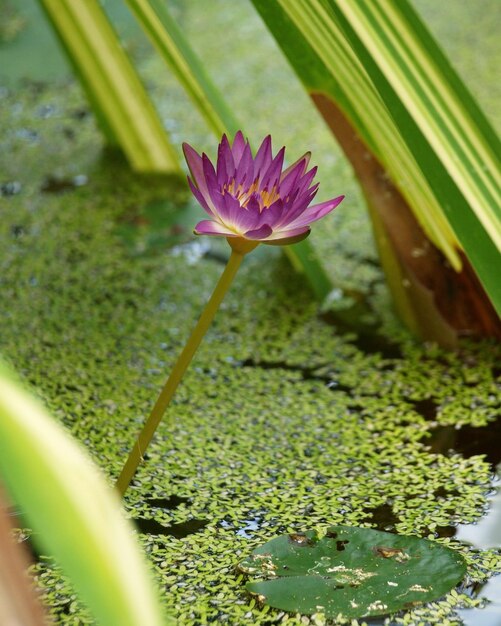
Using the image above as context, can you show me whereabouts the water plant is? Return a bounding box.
[38,0,334,302]
[113,131,469,621]
[252,0,501,340]
[116,132,344,495]
[38,0,501,341]
[2,1,499,622]
[238,526,466,620]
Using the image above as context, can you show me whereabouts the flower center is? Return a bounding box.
[223,178,280,212]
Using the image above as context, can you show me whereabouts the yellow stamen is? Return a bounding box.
[223,179,282,214]
[259,185,280,208]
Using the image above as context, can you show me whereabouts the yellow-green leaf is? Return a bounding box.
[0,361,171,626]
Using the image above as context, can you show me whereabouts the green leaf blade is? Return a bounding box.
[330,0,501,312]
[340,0,501,242]
[0,362,171,626]
[252,0,501,314]
[39,0,180,174]
[254,0,462,268]
[126,0,240,138]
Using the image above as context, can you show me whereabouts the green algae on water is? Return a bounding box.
[1,0,501,624]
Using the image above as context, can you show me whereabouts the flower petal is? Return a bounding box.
[253,135,272,178]
[234,142,253,187]
[194,220,237,237]
[222,194,265,233]
[231,131,246,166]
[280,152,310,181]
[217,134,235,185]
[258,199,284,228]
[245,194,261,215]
[183,143,216,211]
[223,193,245,227]
[202,153,224,211]
[277,183,320,227]
[244,224,273,240]
[291,183,320,214]
[296,166,318,196]
[260,146,285,190]
[188,177,213,216]
[263,226,311,246]
[279,158,310,198]
[287,195,344,228]
[182,142,203,184]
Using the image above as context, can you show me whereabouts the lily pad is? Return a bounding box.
[238,526,466,620]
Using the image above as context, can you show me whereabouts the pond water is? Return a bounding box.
[1,1,500,625]
[457,466,501,626]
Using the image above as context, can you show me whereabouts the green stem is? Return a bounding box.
[116,247,247,496]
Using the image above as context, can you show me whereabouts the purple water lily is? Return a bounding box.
[183,132,344,245]
[117,133,345,495]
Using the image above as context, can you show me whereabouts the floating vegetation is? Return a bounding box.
[239,527,466,620]
[1,0,500,623]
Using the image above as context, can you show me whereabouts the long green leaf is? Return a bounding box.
[39,0,180,174]
[337,0,500,243]
[253,0,459,264]
[252,0,501,314]
[330,0,501,312]
[0,361,170,626]
[125,0,240,138]
[125,0,333,299]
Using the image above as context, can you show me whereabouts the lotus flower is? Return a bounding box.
[183,132,344,246]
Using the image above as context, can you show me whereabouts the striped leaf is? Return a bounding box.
[252,0,501,316]
[39,0,180,174]
[125,0,240,139]
[331,0,501,313]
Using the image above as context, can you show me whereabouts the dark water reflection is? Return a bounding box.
[456,464,501,625]
[423,415,501,469]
